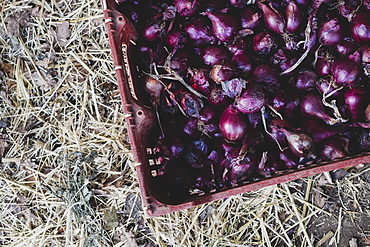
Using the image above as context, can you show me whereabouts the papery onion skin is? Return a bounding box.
[253,32,277,57]
[219,105,248,142]
[285,0,302,33]
[240,7,262,29]
[258,2,286,34]
[174,0,199,17]
[300,93,338,125]
[197,45,230,66]
[234,83,267,114]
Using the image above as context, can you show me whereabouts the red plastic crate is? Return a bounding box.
[102,0,370,217]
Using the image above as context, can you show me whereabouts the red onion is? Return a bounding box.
[318,18,344,46]
[240,6,262,29]
[336,39,358,57]
[269,87,287,111]
[210,62,236,83]
[232,50,253,76]
[319,137,348,161]
[279,149,299,169]
[219,105,248,142]
[316,57,333,77]
[228,0,247,8]
[253,32,277,57]
[332,58,360,87]
[155,136,185,158]
[344,87,369,121]
[199,106,219,123]
[258,2,286,34]
[234,83,267,114]
[190,69,215,95]
[204,12,238,42]
[279,128,314,157]
[316,77,344,100]
[302,119,344,143]
[293,70,318,92]
[164,30,187,49]
[183,17,216,45]
[182,117,201,139]
[300,93,339,125]
[174,0,199,17]
[366,103,370,122]
[197,45,230,66]
[252,64,279,85]
[145,76,164,106]
[226,153,256,186]
[358,129,370,152]
[350,12,370,44]
[285,0,302,33]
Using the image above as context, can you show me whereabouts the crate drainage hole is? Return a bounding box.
[137,110,143,116]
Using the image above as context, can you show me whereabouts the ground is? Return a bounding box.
[0,1,369,246]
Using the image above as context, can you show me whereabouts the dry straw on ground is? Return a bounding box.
[0,1,369,247]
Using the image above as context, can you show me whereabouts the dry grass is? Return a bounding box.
[0,1,369,247]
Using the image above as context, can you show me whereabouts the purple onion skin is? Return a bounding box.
[351,12,370,44]
[344,87,369,121]
[358,129,370,152]
[253,32,277,57]
[234,83,267,114]
[294,70,318,92]
[199,106,219,123]
[285,0,302,33]
[210,63,236,83]
[302,119,344,143]
[332,58,360,87]
[228,37,247,54]
[280,128,314,157]
[190,69,215,95]
[174,0,199,17]
[181,92,204,118]
[164,30,187,49]
[183,17,216,45]
[258,2,286,34]
[300,93,337,125]
[318,18,344,46]
[219,105,248,142]
[258,149,279,177]
[204,12,238,42]
[232,50,253,76]
[282,93,301,120]
[319,137,347,161]
[240,7,262,29]
[208,86,230,106]
[197,45,230,66]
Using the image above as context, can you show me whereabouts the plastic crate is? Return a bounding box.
[102,0,370,217]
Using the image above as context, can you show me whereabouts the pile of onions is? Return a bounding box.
[118,0,370,197]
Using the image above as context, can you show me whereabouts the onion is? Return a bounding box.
[183,17,216,45]
[318,18,344,46]
[316,77,344,100]
[190,68,215,95]
[279,128,314,157]
[164,30,187,49]
[219,105,248,142]
[302,119,344,143]
[210,62,236,83]
[258,2,286,34]
[300,93,339,125]
[253,32,277,57]
[336,39,358,57]
[252,64,279,85]
[240,6,262,29]
[316,57,333,77]
[344,87,369,121]
[145,76,164,107]
[232,50,253,76]
[197,45,230,66]
[221,78,246,99]
[285,0,302,33]
[234,83,267,114]
[279,149,299,169]
[332,58,360,87]
[226,152,256,186]
[228,0,247,8]
[182,117,201,139]
[318,137,348,161]
[174,0,199,17]
[293,70,318,92]
[155,136,185,158]
[204,12,238,42]
[269,87,287,111]
[350,12,370,44]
